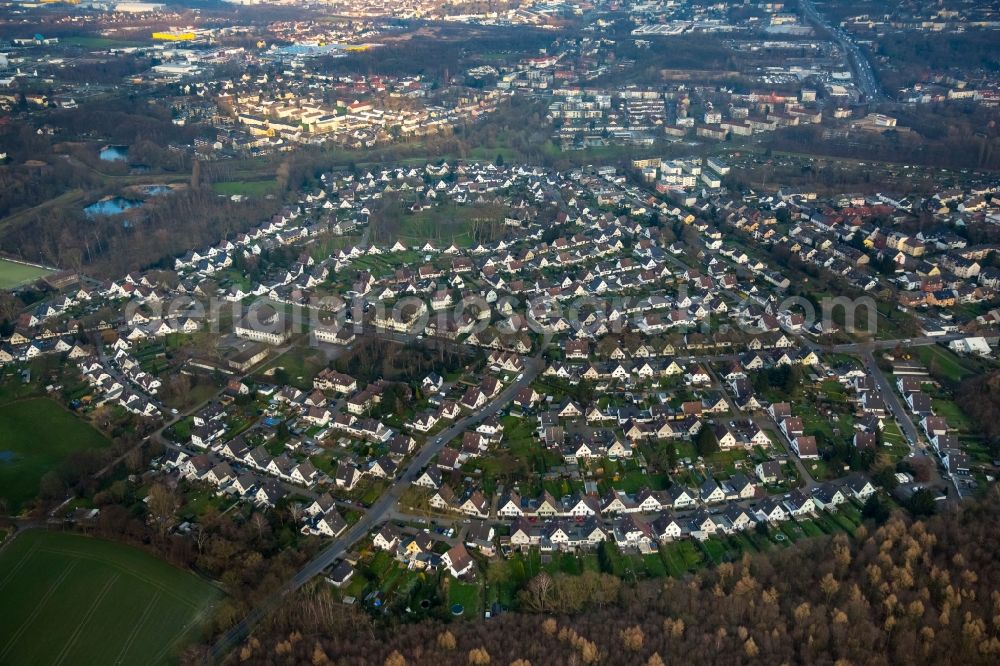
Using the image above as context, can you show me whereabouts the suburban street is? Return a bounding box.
[210,353,544,658]
[860,349,920,448]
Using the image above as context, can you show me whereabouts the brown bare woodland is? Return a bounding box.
[211,488,1000,666]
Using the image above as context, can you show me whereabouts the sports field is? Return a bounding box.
[0,259,52,290]
[0,398,111,512]
[211,179,278,197]
[0,531,220,665]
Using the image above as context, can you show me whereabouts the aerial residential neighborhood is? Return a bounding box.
[1,1,999,665]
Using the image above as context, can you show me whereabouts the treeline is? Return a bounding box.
[770,118,1000,171]
[957,370,1000,459]
[334,338,475,385]
[207,490,1000,665]
[316,24,559,81]
[0,187,281,276]
[0,124,104,219]
[873,29,1000,93]
[46,97,209,148]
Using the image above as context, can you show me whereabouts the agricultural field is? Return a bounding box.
[0,259,52,290]
[0,398,111,512]
[0,531,220,665]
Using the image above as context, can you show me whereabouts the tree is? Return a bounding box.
[861,494,889,523]
[908,489,937,517]
[39,470,66,499]
[437,631,456,651]
[621,625,644,651]
[523,572,554,612]
[251,512,271,541]
[696,425,719,457]
[820,573,840,601]
[665,440,679,470]
[468,647,491,665]
[312,643,329,665]
[147,483,178,536]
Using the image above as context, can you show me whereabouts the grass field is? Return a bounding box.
[914,345,976,383]
[62,36,144,49]
[261,347,327,390]
[211,180,278,197]
[397,203,498,247]
[0,399,111,512]
[0,531,219,665]
[0,259,52,290]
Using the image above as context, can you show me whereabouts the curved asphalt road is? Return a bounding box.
[800,0,882,101]
[211,354,543,659]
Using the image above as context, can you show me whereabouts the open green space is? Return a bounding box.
[0,259,52,290]
[660,539,705,576]
[396,203,495,247]
[914,345,977,383]
[210,180,279,197]
[448,579,482,616]
[261,346,327,390]
[0,530,219,665]
[62,36,145,49]
[0,398,111,512]
[932,398,973,432]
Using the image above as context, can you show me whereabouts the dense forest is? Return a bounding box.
[201,490,1000,665]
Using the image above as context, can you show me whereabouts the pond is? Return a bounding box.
[83,186,171,219]
[99,145,128,162]
[84,197,142,218]
[0,451,16,463]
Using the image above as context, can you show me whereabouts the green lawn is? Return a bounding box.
[63,36,144,49]
[261,347,327,390]
[396,203,492,247]
[660,540,705,576]
[448,579,482,616]
[914,345,976,383]
[0,531,219,665]
[0,259,52,290]
[0,398,111,512]
[931,398,973,431]
[211,180,278,197]
[796,518,826,538]
[827,509,860,533]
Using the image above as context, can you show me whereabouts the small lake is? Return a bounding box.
[84,197,142,218]
[99,145,129,162]
[83,185,171,219]
[0,451,16,463]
